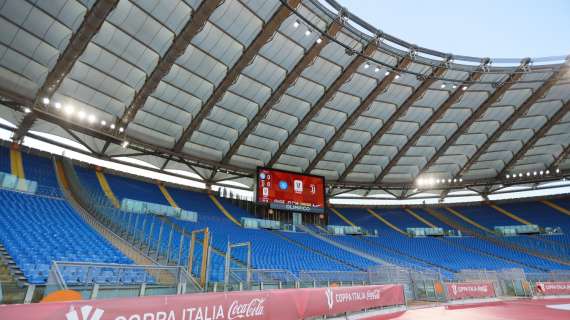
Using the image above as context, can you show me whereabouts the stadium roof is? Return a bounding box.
[0,0,569,199]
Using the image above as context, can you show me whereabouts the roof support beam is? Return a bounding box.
[220,19,343,164]
[12,0,119,142]
[63,128,98,154]
[337,58,451,182]
[414,59,531,180]
[266,40,380,167]
[119,0,224,125]
[498,99,570,177]
[4,88,569,191]
[172,0,302,153]
[456,66,568,177]
[552,143,570,171]
[370,64,486,184]
[303,56,413,174]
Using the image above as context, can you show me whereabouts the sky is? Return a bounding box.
[336,0,570,59]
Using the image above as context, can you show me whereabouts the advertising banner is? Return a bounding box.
[0,284,404,320]
[445,282,495,300]
[536,281,570,295]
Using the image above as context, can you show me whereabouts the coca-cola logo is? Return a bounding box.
[227,298,265,320]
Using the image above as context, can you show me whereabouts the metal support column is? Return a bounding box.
[165,226,174,264]
[153,219,165,258]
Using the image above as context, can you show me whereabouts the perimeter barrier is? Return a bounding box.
[0,284,406,320]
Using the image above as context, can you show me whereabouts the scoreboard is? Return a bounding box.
[256,168,325,213]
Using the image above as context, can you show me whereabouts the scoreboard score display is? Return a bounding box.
[256,168,325,213]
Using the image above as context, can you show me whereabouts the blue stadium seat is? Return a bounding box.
[0,188,132,284]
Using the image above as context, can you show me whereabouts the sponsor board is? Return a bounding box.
[0,285,404,320]
[445,282,495,300]
[536,281,570,295]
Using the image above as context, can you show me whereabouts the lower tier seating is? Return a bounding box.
[0,189,131,284]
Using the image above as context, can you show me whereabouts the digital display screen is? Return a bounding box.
[256,167,325,213]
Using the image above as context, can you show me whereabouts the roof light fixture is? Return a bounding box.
[64,105,74,115]
[384,70,391,76]
[110,124,116,130]
[452,84,458,89]
[441,83,446,89]
[374,66,380,73]
[42,97,50,105]
[364,62,370,69]
[77,110,86,120]
[87,114,96,124]
[462,86,468,91]
[304,29,312,36]
[121,140,129,148]
[293,20,300,28]
[316,37,322,44]
[506,174,510,179]
[546,170,550,174]
[395,74,400,79]
[539,170,544,175]
[23,107,31,113]
[556,168,560,173]
[119,127,124,133]
[101,120,107,126]
[54,102,62,109]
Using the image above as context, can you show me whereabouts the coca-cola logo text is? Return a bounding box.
[227,298,265,320]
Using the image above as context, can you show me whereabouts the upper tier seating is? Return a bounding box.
[21,152,62,197]
[105,173,170,206]
[451,205,516,228]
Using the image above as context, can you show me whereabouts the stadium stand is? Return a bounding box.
[1,146,569,290]
[0,189,131,284]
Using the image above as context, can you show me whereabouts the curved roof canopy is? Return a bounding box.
[0,0,569,200]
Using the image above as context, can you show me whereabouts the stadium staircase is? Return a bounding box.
[445,207,493,233]
[404,208,436,228]
[542,200,570,217]
[208,194,241,226]
[366,209,407,235]
[0,246,25,284]
[297,225,389,265]
[95,170,121,208]
[490,204,532,225]
[158,183,179,208]
[9,147,24,179]
[56,158,188,286]
[328,207,357,227]
[423,207,570,267]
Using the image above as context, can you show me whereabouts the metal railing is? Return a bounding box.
[46,261,194,300]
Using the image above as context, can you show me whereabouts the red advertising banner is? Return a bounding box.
[445,282,496,300]
[536,281,570,295]
[256,168,325,213]
[0,284,404,320]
